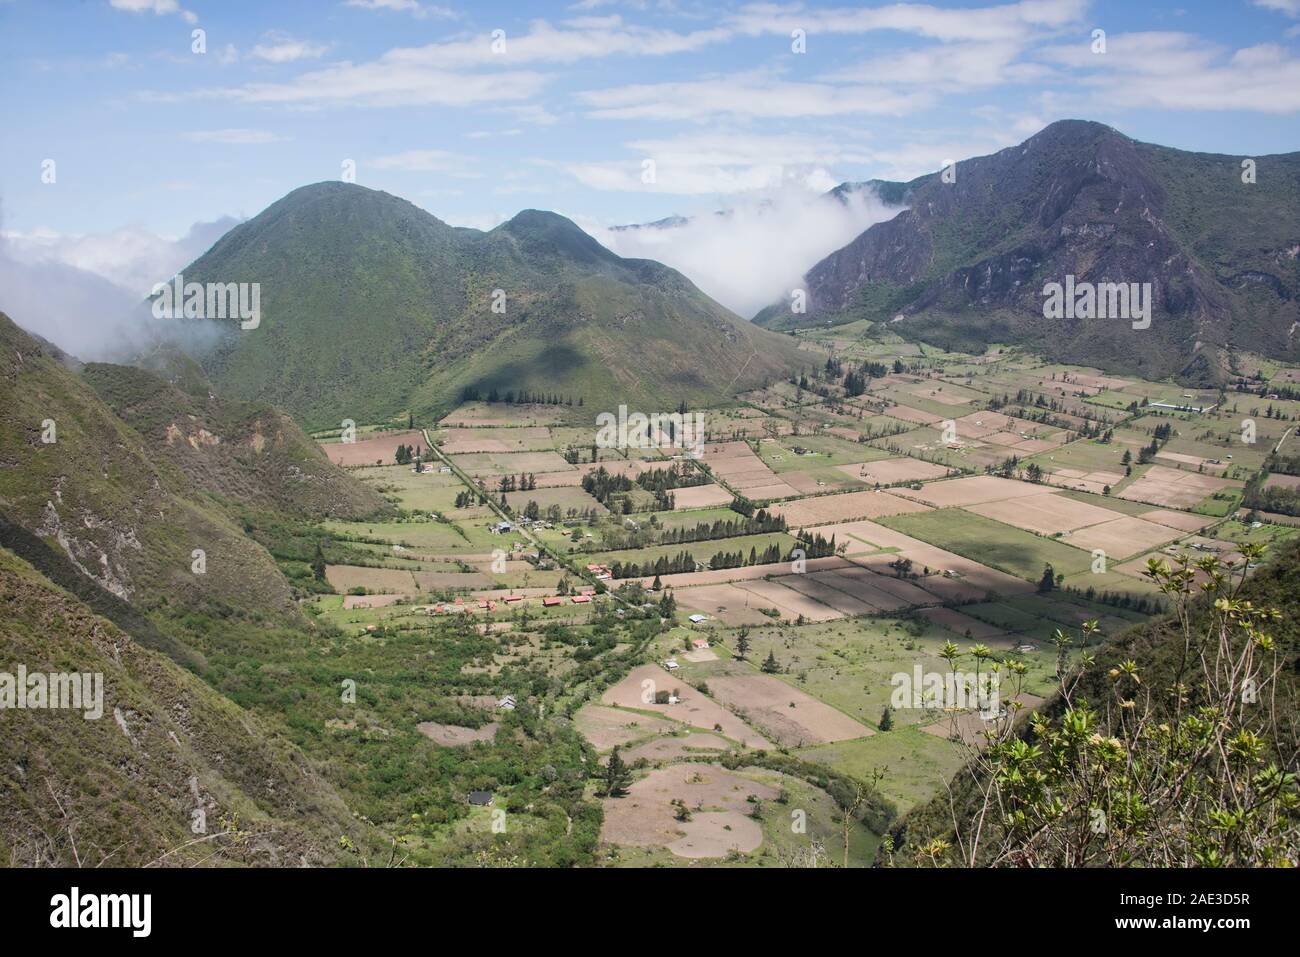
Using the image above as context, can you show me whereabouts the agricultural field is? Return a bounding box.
[296,343,1296,866]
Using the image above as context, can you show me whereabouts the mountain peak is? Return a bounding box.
[758,119,1300,384]
[496,208,616,264]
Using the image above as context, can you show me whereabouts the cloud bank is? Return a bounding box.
[591,181,903,319]
[0,215,241,360]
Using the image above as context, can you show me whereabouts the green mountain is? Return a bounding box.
[80,358,390,521]
[163,183,804,429]
[0,312,304,623]
[0,546,367,866]
[756,120,1300,384]
[0,308,606,867]
[0,312,398,865]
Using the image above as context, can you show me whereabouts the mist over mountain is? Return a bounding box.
[595,182,903,318]
[0,216,242,363]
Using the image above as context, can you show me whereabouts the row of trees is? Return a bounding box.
[608,540,788,579]
[460,386,583,406]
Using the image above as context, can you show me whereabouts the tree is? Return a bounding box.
[658,591,676,619]
[311,543,327,583]
[602,746,632,797]
[878,705,893,732]
[736,626,751,659]
[829,771,882,868]
[761,650,780,673]
[1037,564,1056,593]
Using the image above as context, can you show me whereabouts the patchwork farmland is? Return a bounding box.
[300,343,1298,867]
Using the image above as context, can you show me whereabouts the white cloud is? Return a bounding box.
[3,218,240,299]
[109,0,196,25]
[579,71,932,120]
[1039,32,1300,112]
[822,39,1050,91]
[370,149,483,176]
[1253,0,1300,17]
[250,33,330,63]
[589,181,904,317]
[177,64,547,108]
[344,0,458,18]
[0,217,241,359]
[559,130,876,194]
[725,0,1088,44]
[181,128,285,144]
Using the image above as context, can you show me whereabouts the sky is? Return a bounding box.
[2,0,1299,345]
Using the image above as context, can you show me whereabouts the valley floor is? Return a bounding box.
[294,331,1300,866]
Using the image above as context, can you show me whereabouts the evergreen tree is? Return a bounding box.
[602,746,632,797]
[879,705,894,732]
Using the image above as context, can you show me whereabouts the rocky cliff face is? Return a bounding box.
[759,120,1300,383]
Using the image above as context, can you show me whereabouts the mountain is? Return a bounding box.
[0,311,390,865]
[0,546,368,866]
[80,358,390,521]
[0,312,287,620]
[755,120,1300,384]
[162,183,805,429]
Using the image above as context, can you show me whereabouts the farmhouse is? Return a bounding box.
[542,596,562,607]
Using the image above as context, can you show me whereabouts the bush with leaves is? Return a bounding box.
[904,545,1297,867]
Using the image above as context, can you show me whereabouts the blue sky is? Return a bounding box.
[1,0,1298,316]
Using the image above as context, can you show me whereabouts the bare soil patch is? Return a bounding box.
[966,493,1120,536]
[707,674,873,746]
[837,457,951,485]
[1064,516,1185,559]
[734,579,841,621]
[320,430,426,467]
[574,704,680,750]
[889,475,1058,508]
[670,484,735,509]
[601,665,772,749]
[1118,465,1241,509]
[599,763,777,858]
[416,721,498,746]
[772,489,931,527]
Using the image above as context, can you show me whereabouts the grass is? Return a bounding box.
[878,508,1096,581]
[800,730,968,816]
